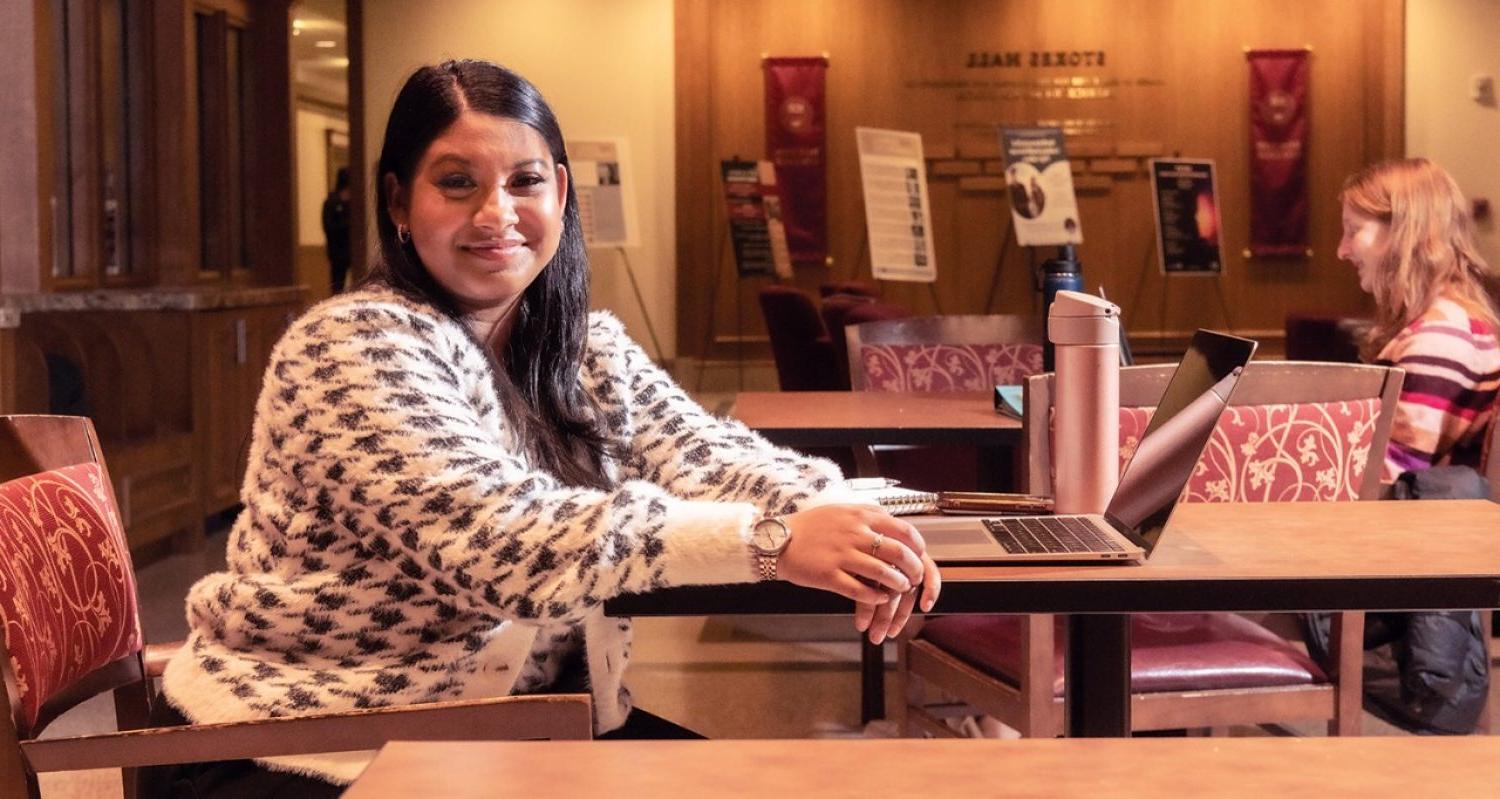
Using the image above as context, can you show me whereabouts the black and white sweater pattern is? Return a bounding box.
[162,287,851,783]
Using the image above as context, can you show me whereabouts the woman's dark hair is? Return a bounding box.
[366,60,610,489]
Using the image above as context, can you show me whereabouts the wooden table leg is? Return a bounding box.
[861,638,884,724]
[1065,613,1131,737]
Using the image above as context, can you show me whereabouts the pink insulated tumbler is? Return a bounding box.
[1048,291,1120,515]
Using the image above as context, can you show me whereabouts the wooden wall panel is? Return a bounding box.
[675,0,1404,359]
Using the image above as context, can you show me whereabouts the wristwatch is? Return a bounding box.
[749,516,792,581]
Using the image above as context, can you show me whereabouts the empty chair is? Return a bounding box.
[758,284,840,392]
[844,314,1043,490]
[818,280,880,298]
[820,294,910,391]
[1284,313,1369,363]
[846,314,1044,392]
[0,415,591,799]
[899,361,1404,738]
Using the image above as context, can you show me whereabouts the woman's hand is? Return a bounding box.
[777,504,943,643]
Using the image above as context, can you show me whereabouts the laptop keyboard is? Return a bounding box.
[981,516,1125,555]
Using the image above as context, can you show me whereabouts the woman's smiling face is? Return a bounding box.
[387,111,568,324]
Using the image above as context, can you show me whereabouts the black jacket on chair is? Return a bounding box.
[1302,465,1492,734]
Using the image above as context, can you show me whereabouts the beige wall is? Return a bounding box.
[362,0,677,358]
[296,104,349,248]
[1406,0,1500,269]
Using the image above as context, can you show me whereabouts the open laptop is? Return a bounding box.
[918,329,1258,564]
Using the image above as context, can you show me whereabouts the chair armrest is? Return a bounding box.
[21,692,592,772]
[141,641,182,679]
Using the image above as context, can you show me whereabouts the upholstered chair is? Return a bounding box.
[820,294,910,391]
[899,362,1405,738]
[843,314,1042,491]
[0,415,590,799]
[757,285,840,392]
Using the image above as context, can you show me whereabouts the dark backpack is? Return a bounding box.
[1300,465,1492,734]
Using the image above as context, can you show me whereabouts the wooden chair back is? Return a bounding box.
[1023,361,1404,500]
[0,416,593,799]
[846,314,1044,392]
[1484,415,1500,496]
[0,416,144,740]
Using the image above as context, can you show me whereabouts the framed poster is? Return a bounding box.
[855,127,936,283]
[1149,158,1224,275]
[720,159,793,278]
[1000,127,1083,247]
[569,138,640,248]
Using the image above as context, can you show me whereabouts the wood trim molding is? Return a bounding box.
[0,0,47,294]
[673,0,715,359]
[347,0,366,282]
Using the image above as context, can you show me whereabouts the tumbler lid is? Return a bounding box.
[1048,290,1120,345]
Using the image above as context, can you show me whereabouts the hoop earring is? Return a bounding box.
[396,224,411,244]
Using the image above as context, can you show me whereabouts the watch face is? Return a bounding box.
[752,519,788,552]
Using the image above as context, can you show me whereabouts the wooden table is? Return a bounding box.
[731,389,1023,722]
[607,500,1500,736]
[344,737,1500,797]
[730,390,1020,448]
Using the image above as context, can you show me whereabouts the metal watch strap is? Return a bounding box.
[751,516,790,582]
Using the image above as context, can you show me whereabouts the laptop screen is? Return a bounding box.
[1104,329,1258,553]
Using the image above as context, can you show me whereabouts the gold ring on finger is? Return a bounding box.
[870,533,884,555]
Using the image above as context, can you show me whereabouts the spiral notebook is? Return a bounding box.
[850,486,939,515]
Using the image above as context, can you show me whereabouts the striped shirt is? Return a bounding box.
[1376,297,1500,481]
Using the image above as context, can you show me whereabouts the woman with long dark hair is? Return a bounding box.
[158,60,940,795]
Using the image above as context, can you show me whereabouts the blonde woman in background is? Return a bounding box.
[1337,157,1500,481]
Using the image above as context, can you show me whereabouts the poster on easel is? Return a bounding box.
[854,127,936,283]
[1000,127,1083,247]
[570,138,639,248]
[1149,158,1224,275]
[720,159,793,279]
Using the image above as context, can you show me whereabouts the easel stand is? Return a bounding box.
[851,228,943,314]
[1129,243,1239,353]
[693,227,747,394]
[611,247,665,363]
[983,216,1016,313]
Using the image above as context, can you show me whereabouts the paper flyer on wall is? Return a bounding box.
[569,138,639,248]
[720,159,793,278]
[1149,158,1224,275]
[855,127,936,283]
[999,127,1083,247]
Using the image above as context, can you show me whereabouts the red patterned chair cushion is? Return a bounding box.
[0,462,141,732]
[920,398,1380,698]
[918,612,1327,696]
[1114,399,1380,502]
[857,343,1044,392]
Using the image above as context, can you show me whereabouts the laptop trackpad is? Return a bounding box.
[923,525,995,547]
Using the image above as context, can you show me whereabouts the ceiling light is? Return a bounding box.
[315,39,336,48]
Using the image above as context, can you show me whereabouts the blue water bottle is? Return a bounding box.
[1041,244,1084,371]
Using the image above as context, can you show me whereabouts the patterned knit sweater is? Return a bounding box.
[1376,297,1500,481]
[162,286,855,783]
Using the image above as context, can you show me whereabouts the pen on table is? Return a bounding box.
[846,477,901,490]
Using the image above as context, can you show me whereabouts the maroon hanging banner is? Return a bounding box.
[1247,49,1311,258]
[763,56,828,265]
